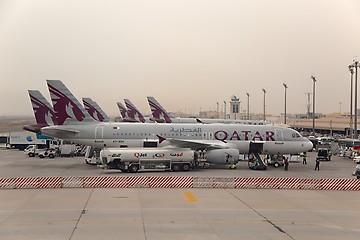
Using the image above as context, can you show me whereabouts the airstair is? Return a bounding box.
[248,142,267,170]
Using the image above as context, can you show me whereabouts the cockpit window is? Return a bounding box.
[292,133,301,138]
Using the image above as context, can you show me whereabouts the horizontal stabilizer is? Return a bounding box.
[41,127,80,139]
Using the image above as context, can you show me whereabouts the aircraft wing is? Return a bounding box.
[158,135,227,150]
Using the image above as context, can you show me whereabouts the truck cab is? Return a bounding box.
[24,144,45,157]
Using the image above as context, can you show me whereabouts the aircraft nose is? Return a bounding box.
[303,139,313,151]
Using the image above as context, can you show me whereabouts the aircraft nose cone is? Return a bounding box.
[303,139,313,151]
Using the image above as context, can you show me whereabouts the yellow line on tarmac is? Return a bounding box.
[183,192,198,202]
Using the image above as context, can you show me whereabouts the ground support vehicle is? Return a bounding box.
[353,156,360,164]
[100,148,197,173]
[267,154,284,168]
[38,149,56,158]
[0,135,8,148]
[24,144,48,157]
[84,146,101,165]
[51,139,77,157]
[353,165,360,179]
[9,131,50,150]
[248,154,267,170]
[317,148,331,161]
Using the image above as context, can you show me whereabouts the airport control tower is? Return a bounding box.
[230,95,240,120]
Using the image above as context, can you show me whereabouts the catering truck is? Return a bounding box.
[8,131,52,150]
[100,148,197,172]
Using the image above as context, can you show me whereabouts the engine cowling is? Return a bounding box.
[205,149,239,164]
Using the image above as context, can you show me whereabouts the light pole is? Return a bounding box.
[246,92,250,120]
[262,88,266,121]
[311,76,317,136]
[216,102,219,119]
[283,83,288,124]
[339,102,342,115]
[354,61,359,139]
[223,100,226,119]
[349,65,354,138]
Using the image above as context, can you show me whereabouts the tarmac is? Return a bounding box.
[1,148,360,240]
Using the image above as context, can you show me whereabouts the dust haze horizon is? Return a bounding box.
[1,0,360,117]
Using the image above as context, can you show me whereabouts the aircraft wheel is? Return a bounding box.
[172,164,180,172]
[28,153,35,157]
[182,163,190,172]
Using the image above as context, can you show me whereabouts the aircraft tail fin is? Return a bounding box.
[117,102,128,120]
[124,99,146,123]
[24,90,57,133]
[147,96,172,123]
[82,97,110,122]
[47,80,96,125]
[117,101,138,122]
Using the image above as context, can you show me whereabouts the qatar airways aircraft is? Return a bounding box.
[38,80,312,164]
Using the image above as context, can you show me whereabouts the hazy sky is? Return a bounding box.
[1,0,360,117]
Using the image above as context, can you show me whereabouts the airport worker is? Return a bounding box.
[230,162,236,170]
[315,158,320,171]
[283,156,289,171]
[302,152,307,164]
[56,148,61,157]
[328,150,332,161]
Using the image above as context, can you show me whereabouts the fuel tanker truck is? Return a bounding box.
[100,147,240,173]
[100,148,197,172]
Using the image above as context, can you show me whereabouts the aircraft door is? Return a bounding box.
[275,129,284,144]
[249,142,264,154]
[95,126,104,143]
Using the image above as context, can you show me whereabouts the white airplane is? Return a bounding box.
[82,97,110,122]
[39,80,313,165]
[147,96,270,125]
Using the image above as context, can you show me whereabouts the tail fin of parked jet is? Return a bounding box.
[116,102,135,122]
[47,80,96,125]
[124,99,146,123]
[82,97,110,122]
[147,96,172,123]
[23,90,57,133]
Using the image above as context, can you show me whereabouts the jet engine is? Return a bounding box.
[205,149,239,164]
